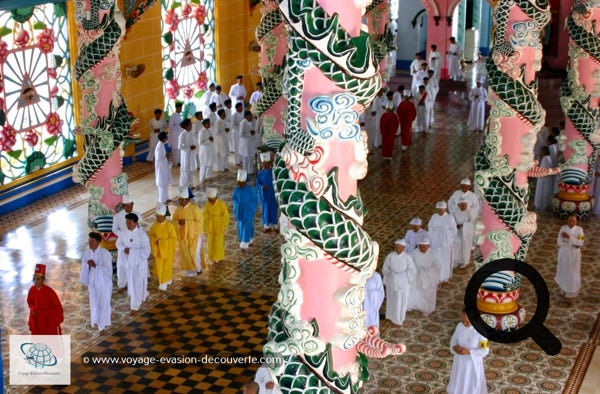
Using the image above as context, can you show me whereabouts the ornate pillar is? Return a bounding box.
[553,0,600,220]
[261,1,404,392]
[474,0,552,330]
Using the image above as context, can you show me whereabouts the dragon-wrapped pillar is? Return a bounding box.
[72,1,133,243]
[262,0,404,392]
[553,0,600,220]
[474,0,553,330]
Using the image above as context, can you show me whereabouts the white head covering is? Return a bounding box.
[458,198,469,205]
[122,195,133,204]
[156,204,167,216]
[260,152,271,162]
[418,237,431,245]
[394,239,406,246]
[206,187,217,198]
[403,91,411,97]
[178,189,189,199]
[410,218,422,226]
[237,169,248,182]
[436,201,447,209]
[460,178,471,186]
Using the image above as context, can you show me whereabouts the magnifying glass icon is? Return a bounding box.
[464,258,562,355]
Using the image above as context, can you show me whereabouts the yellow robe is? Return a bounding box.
[172,202,204,271]
[149,220,177,285]
[203,199,230,261]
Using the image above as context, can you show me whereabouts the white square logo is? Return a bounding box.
[10,335,71,385]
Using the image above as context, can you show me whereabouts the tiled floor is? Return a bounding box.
[1,72,599,393]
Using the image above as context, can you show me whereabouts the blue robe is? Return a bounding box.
[256,168,279,227]
[232,185,258,242]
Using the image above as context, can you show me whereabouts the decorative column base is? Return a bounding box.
[552,182,594,221]
[477,288,526,330]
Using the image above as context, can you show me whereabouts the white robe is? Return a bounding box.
[201,90,216,117]
[178,130,195,190]
[239,118,257,174]
[382,251,416,325]
[147,118,166,161]
[447,322,489,394]
[80,246,113,330]
[410,58,425,92]
[407,249,439,314]
[555,224,584,297]
[255,365,282,394]
[231,110,244,164]
[447,43,464,81]
[453,209,474,268]
[534,156,555,210]
[198,126,214,181]
[215,118,230,171]
[428,213,457,282]
[229,83,247,107]
[249,90,262,107]
[154,141,171,204]
[404,228,429,253]
[412,69,428,94]
[426,79,439,124]
[363,272,384,329]
[168,112,182,166]
[414,91,429,132]
[428,50,442,82]
[112,209,144,289]
[448,189,481,219]
[467,87,487,131]
[116,226,150,311]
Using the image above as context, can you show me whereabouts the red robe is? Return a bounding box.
[396,100,417,147]
[27,284,64,335]
[380,111,400,158]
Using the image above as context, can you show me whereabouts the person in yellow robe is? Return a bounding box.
[172,190,204,277]
[149,205,177,290]
[203,187,230,264]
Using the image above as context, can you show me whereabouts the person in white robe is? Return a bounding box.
[447,309,489,394]
[154,132,171,205]
[231,102,245,165]
[392,85,406,111]
[363,271,384,329]
[178,118,196,197]
[414,85,429,133]
[215,109,231,172]
[366,89,386,149]
[410,53,426,92]
[404,217,429,253]
[534,146,556,210]
[382,239,416,325]
[412,63,429,95]
[147,109,166,162]
[428,201,457,283]
[448,178,481,220]
[422,78,435,131]
[116,213,150,313]
[212,85,228,110]
[467,81,487,132]
[249,82,263,109]
[447,36,464,81]
[428,44,441,83]
[407,238,439,316]
[80,232,113,335]
[452,199,474,269]
[239,111,258,175]
[201,83,216,118]
[426,70,439,125]
[555,215,584,300]
[229,75,247,108]
[112,195,144,290]
[198,118,214,183]
[254,364,282,394]
[168,102,183,166]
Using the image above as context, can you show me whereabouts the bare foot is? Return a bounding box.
[99,330,105,336]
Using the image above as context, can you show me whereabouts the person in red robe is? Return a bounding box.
[380,107,400,159]
[396,93,417,151]
[27,264,64,335]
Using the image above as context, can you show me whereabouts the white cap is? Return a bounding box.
[206,187,217,198]
[403,91,411,97]
[460,178,471,186]
[260,152,271,162]
[394,239,406,246]
[156,204,167,216]
[122,195,133,204]
[418,237,431,245]
[178,189,189,199]
[410,218,422,226]
[237,169,248,182]
[436,201,447,209]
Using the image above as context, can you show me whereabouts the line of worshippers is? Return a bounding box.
[363,178,481,329]
[77,158,278,335]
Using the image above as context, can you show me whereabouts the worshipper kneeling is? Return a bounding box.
[555,214,584,303]
[80,232,113,335]
[116,213,150,315]
[256,152,279,232]
[28,264,64,335]
[407,238,439,316]
[232,170,258,250]
[203,187,230,265]
[363,271,385,330]
[172,189,205,276]
[149,204,177,290]
[382,239,416,326]
[447,309,489,394]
